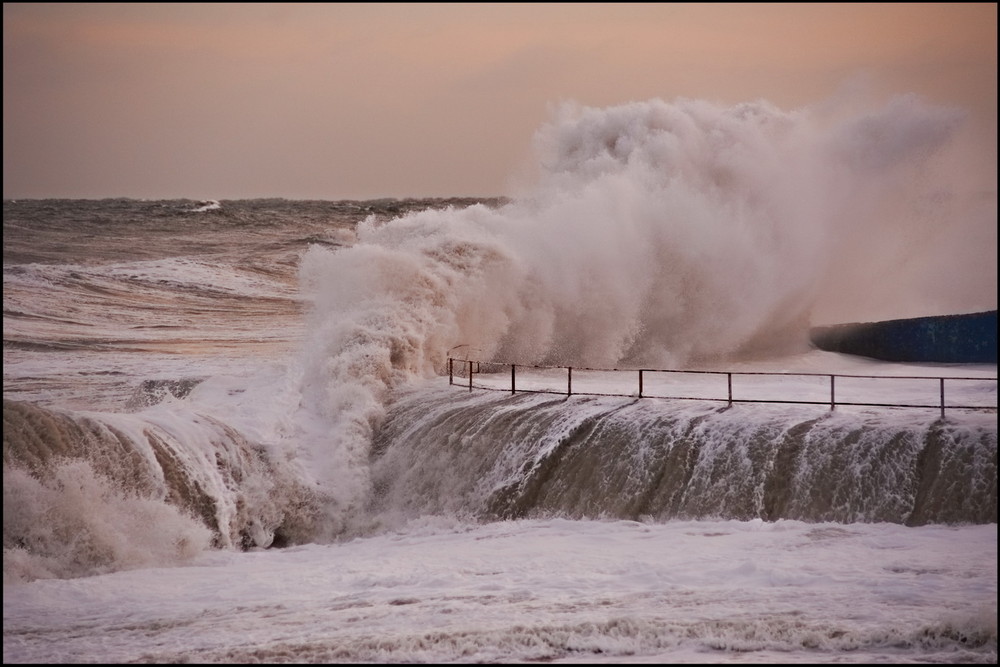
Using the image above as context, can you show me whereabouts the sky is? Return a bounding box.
[2,3,997,201]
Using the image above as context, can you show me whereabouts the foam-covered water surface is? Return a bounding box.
[4,519,996,664]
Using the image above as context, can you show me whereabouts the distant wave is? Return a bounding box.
[191,199,221,212]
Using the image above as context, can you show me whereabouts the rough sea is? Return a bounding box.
[4,97,997,663]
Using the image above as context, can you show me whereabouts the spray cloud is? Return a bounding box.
[289,94,993,524]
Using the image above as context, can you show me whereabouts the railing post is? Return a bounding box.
[639,370,643,398]
[940,377,945,419]
[830,375,836,411]
[727,373,732,406]
[468,360,473,392]
[511,363,516,395]
[567,367,572,396]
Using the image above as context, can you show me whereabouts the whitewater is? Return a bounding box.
[3,95,997,663]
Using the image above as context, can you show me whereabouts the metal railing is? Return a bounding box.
[447,357,998,418]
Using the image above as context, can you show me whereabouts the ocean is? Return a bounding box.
[3,97,998,663]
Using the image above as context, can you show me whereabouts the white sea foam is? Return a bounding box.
[4,519,996,663]
[191,199,221,212]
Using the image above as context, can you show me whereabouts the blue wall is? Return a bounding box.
[810,310,997,363]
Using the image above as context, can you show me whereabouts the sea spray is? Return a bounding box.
[288,95,976,530]
[289,205,521,536]
[301,95,972,375]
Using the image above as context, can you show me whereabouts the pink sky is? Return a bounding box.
[3,3,996,200]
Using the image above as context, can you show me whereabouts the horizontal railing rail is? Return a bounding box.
[447,357,998,418]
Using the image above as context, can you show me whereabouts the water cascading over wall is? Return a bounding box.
[3,399,325,579]
[368,388,998,528]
